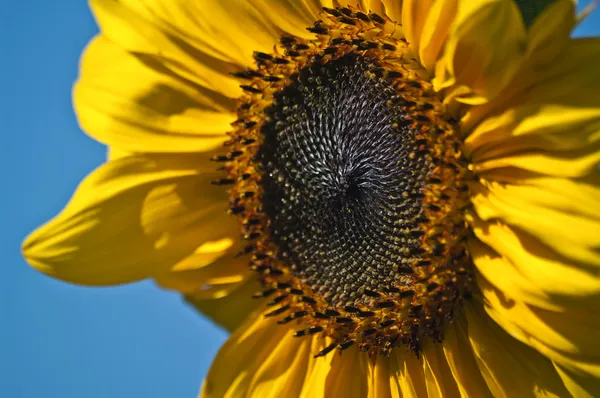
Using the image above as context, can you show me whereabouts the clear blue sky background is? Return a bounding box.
[1,1,599,398]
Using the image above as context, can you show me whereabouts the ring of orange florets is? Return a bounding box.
[213,7,473,357]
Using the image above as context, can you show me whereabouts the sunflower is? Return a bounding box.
[23,0,600,396]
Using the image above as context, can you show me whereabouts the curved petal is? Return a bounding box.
[203,306,480,397]
[555,363,600,398]
[184,275,264,332]
[81,1,328,153]
[367,353,392,398]
[89,1,248,96]
[462,36,600,136]
[417,0,458,74]
[472,148,600,178]
[396,0,459,75]
[443,311,494,398]
[401,0,434,62]
[468,223,600,314]
[75,36,236,153]
[476,275,600,396]
[92,0,289,68]
[22,153,236,286]
[525,0,576,67]
[300,343,372,398]
[465,38,600,160]
[154,239,247,294]
[381,0,403,21]
[470,179,600,267]
[389,350,428,398]
[200,307,330,398]
[464,300,571,397]
[433,0,527,105]
[201,299,575,397]
[421,343,461,397]
[252,0,319,38]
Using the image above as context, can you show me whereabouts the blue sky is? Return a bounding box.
[1,1,599,397]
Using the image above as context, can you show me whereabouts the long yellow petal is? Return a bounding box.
[381,0,403,21]
[421,343,460,397]
[154,240,250,294]
[200,306,374,398]
[184,275,265,333]
[555,363,600,398]
[367,354,392,398]
[200,307,305,398]
[462,36,600,135]
[401,0,434,63]
[390,350,428,398]
[75,36,236,153]
[464,300,571,397]
[471,180,600,267]
[92,0,282,68]
[22,153,235,286]
[478,276,600,396]
[434,0,527,105]
[469,229,599,313]
[525,0,576,68]
[417,0,458,73]
[465,39,600,159]
[443,312,493,398]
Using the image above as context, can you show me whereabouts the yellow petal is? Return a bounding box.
[468,187,600,300]
[363,0,386,16]
[382,0,403,21]
[298,336,372,398]
[471,180,600,267]
[464,300,571,397]
[397,0,460,74]
[201,306,373,398]
[401,0,434,62]
[246,328,314,397]
[314,345,371,398]
[465,38,600,159]
[465,100,600,163]
[421,343,460,397]
[92,0,279,68]
[442,312,493,398]
[525,0,576,67]
[251,1,319,39]
[90,1,249,96]
[75,36,236,153]
[22,153,234,286]
[185,275,265,332]
[463,36,600,136]
[204,303,479,398]
[469,230,600,313]
[390,350,428,398]
[200,306,311,398]
[418,0,458,73]
[473,147,600,179]
[368,354,392,398]
[477,276,600,394]
[434,0,527,105]
[107,147,135,161]
[154,239,249,294]
[555,363,600,398]
[297,337,338,398]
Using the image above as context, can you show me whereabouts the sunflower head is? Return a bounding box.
[214,6,475,357]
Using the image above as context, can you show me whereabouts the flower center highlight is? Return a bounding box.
[214,6,473,357]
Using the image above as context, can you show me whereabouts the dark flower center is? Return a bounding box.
[217,6,474,356]
[259,54,429,308]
